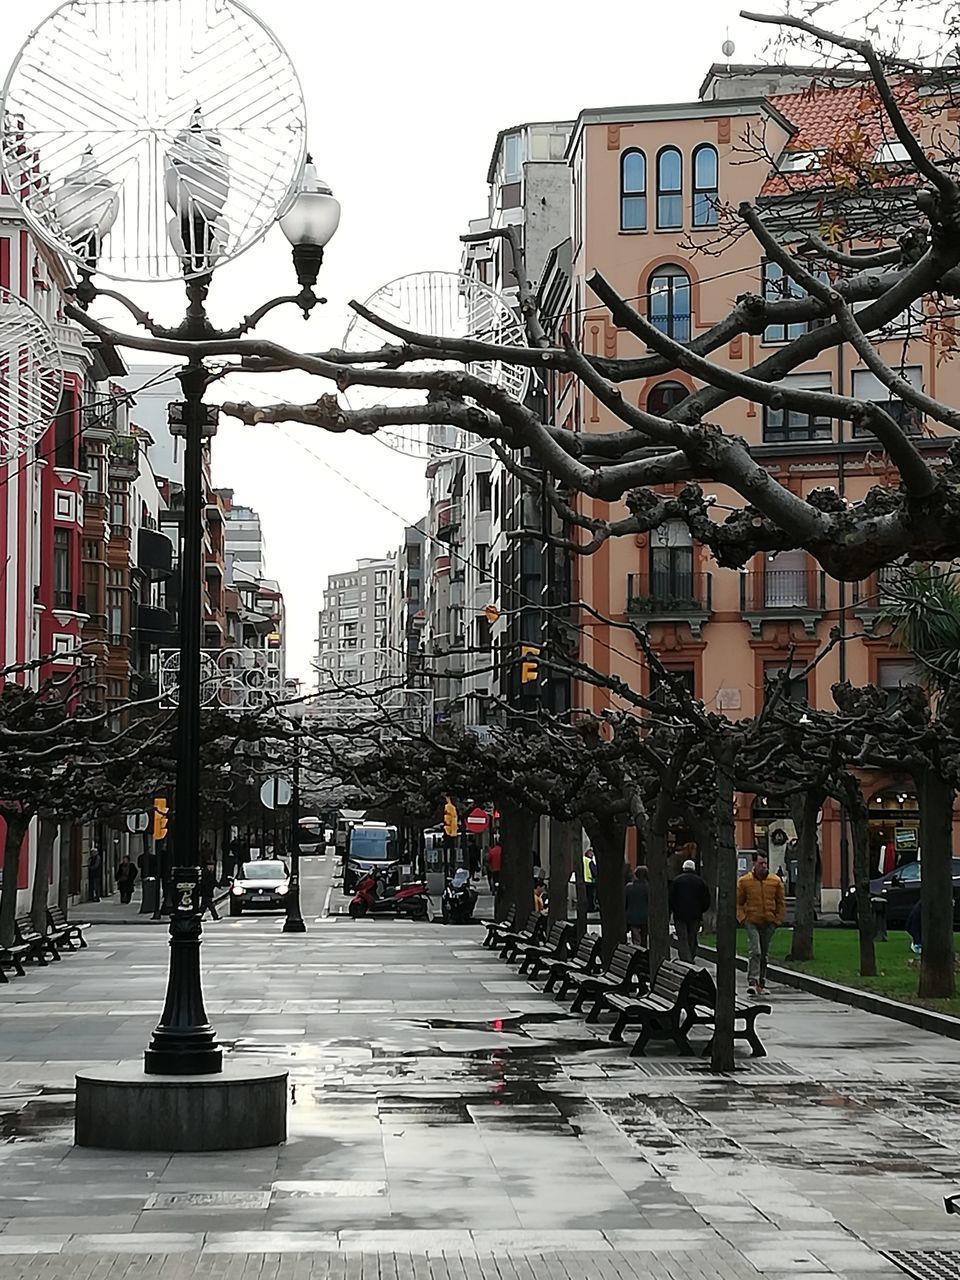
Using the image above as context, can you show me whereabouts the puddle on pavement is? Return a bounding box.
[0,1087,75,1141]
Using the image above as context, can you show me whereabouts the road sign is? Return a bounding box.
[465,807,488,833]
[126,811,150,834]
[260,777,292,809]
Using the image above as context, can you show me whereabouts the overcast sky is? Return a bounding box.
[7,0,794,682]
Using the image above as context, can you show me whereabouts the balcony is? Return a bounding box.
[435,501,461,543]
[626,571,713,637]
[852,565,904,631]
[740,569,827,637]
[138,527,173,579]
[109,433,139,480]
[135,603,176,648]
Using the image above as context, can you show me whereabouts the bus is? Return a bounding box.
[298,816,326,855]
[344,821,400,894]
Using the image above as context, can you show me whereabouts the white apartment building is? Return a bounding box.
[316,555,396,704]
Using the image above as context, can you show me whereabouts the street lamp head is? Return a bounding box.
[279,155,340,315]
[53,147,120,271]
[164,107,231,274]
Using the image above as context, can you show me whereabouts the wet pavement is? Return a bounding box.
[1,857,959,1278]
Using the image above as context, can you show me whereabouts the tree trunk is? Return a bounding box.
[711,755,737,1074]
[0,812,30,949]
[57,819,73,913]
[572,836,588,939]
[30,816,57,934]
[919,767,955,999]
[499,799,536,919]
[840,778,876,978]
[644,818,670,977]
[584,810,627,963]
[787,788,822,962]
[547,818,577,927]
[689,808,718,933]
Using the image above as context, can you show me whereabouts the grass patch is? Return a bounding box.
[701,927,960,1018]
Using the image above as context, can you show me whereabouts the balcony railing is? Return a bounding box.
[740,569,826,637]
[853,565,904,615]
[108,433,140,479]
[626,571,712,636]
[435,501,461,542]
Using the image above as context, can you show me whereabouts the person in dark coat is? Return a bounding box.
[625,866,649,947]
[87,848,103,902]
[116,854,138,904]
[668,859,711,961]
[200,860,220,920]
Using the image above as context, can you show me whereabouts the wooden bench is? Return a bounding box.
[566,944,648,1016]
[544,933,602,994]
[48,906,90,950]
[614,959,702,1056]
[0,938,31,980]
[499,912,546,962]
[680,966,771,1059]
[517,921,572,974]
[15,916,60,965]
[481,903,517,949]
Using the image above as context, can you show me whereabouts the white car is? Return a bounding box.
[230,860,290,915]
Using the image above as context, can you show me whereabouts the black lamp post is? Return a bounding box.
[66,126,340,1075]
[283,726,306,933]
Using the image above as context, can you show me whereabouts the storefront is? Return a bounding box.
[868,785,920,874]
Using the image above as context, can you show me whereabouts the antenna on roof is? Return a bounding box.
[722,32,736,61]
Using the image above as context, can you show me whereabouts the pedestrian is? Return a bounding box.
[533,869,546,914]
[485,842,502,894]
[137,847,154,881]
[115,854,138,905]
[625,866,649,948]
[583,848,597,912]
[668,859,711,962]
[200,860,220,921]
[87,847,103,902]
[906,900,922,954]
[736,852,786,996]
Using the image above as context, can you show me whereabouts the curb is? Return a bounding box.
[697,943,960,1042]
[85,888,232,928]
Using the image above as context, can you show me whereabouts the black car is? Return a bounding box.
[838,858,960,927]
[229,860,290,915]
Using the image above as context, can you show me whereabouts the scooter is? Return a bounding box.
[441,868,479,924]
[349,869,430,919]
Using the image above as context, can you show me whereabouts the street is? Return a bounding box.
[0,856,959,1276]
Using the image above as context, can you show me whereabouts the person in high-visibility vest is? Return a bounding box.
[583,848,597,912]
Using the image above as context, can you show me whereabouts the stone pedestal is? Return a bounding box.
[74,1062,287,1151]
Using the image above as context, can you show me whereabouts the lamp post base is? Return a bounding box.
[75,1062,287,1151]
[282,878,307,933]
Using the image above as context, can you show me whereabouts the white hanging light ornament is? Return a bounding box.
[0,287,64,463]
[0,0,306,282]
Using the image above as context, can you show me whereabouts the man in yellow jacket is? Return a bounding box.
[737,853,786,996]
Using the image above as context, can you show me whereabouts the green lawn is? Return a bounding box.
[702,927,960,1018]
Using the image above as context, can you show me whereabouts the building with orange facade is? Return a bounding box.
[544,65,955,905]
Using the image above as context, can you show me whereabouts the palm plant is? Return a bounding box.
[891,566,960,695]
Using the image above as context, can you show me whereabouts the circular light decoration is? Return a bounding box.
[0,287,64,462]
[0,0,306,282]
[160,647,283,710]
[341,271,532,459]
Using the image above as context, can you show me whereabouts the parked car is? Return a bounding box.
[230,859,290,916]
[837,858,960,928]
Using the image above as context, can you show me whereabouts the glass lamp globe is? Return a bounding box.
[165,107,231,271]
[53,148,119,265]
[279,157,341,250]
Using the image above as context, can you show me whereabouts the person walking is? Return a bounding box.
[115,854,138,905]
[87,847,103,902]
[668,859,711,962]
[625,866,649,947]
[485,842,502,895]
[583,848,597,912]
[737,853,786,996]
[200,860,220,921]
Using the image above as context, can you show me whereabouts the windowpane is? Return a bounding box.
[649,266,691,342]
[646,381,688,416]
[692,145,718,228]
[622,150,645,193]
[620,149,646,231]
[657,148,682,229]
[658,148,681,191]
[622,196,646,231]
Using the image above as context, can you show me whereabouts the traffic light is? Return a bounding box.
[153,797,168,842]
[443,797,459,838]
[520,644,540,684]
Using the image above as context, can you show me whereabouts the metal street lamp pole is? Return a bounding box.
[283,730,306,933]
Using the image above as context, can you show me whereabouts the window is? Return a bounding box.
[763,372,833,443]
[761,260,828,343]
[54,390,75,468]
[503,132,523,183]
[651,665,696,704]
[649,522,693,602]
[649,265,691,342]
[764,664,808,705]
[656,147,683,229]
[620,149,646,231]
[692,145,718,227]
[53,529,71,607]
[764,550,809,608]
[874,141,910,164]
[107,588,123,642]
[851,366,923,438]
[878,659,914,706]
[408,544,421,571]
[476,543,490,578]
[777,149,821,173]
[110,490,126,529]
[646,380,688,416]
[476,472,492,512]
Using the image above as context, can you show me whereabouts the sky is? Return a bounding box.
[5,0,789,683]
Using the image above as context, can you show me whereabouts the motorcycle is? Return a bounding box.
[349,869,430,919]
[441,868,478,924]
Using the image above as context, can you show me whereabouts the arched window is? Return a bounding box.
[656,147,683,229]
[692,144,718,227]
[646,380,688,416]
[648,265,691,342]
[620,149,646,231]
